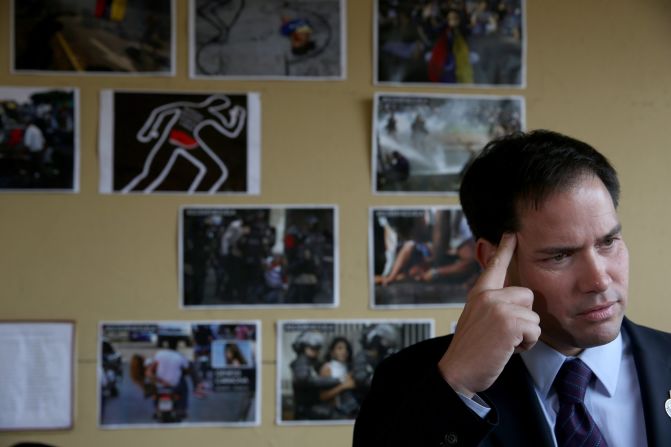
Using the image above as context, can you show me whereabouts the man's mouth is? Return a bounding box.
[577,302,617,321]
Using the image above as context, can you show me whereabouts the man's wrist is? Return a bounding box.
[437,359,475,398]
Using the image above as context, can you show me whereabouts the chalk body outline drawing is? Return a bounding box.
[122,94,246,193]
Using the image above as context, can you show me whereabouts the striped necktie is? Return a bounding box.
[553,358,609,447]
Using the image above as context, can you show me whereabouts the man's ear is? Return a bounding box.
[475,238,498,269]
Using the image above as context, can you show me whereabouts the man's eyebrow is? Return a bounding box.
[535,245,578,256]
[599,223,623,242]
[535,223,623,255]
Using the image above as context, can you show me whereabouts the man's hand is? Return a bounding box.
[437,233,540,397]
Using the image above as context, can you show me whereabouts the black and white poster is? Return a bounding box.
[181,205,337,307]
[99,90,260,194]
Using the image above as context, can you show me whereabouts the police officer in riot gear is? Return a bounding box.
[290,330,342,419]
[352,324,400,403]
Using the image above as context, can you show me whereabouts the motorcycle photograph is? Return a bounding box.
[99,321,259,428]
[129,342,204,424]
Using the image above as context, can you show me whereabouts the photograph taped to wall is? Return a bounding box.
[375,0,525,87]
[12,0,175,75]
[373,92,524,195]
[99,90,260,194]
[370,206,480,308]
[0,321,75,431]
[180,205,338,308]
[190,0,345,79]
[0,87,79,192]
[277,319,434,425]
[99,320,260,428]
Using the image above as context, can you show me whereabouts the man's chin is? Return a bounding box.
[574,317,624,349]
[541,317,623,354]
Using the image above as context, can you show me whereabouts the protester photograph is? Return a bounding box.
[376,0,524,86]
[0,87,78,191]
[371,206,480,307]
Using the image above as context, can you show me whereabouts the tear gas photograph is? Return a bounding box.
[373,92,524,194]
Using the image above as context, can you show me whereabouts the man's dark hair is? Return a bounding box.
[459,129,620,244]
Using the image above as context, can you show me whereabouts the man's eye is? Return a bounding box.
[600,237,619,248]
[547,253,568,263]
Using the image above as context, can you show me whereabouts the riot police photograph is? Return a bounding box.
[276,320,433,425]
[181,205,337,307]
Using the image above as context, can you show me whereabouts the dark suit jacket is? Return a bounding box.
[352,318,671,446]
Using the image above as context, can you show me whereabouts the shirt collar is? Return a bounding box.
[520,332,623,399]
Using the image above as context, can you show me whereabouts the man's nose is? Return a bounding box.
[578,250,611,293]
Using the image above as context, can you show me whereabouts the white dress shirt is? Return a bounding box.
[520,332,647,447]
[459,331,647,446]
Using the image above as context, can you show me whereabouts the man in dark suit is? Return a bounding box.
[353,130,671,446]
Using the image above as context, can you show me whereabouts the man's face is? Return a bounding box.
[509,175,629,356]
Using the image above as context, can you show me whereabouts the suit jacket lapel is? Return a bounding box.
[484,354,555,447]
[624,318,671,446]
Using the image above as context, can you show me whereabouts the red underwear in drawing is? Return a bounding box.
[169,129,199,150]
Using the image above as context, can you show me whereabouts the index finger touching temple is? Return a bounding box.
[472,232,517,293]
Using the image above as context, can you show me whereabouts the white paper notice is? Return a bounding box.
[0,322,74,430]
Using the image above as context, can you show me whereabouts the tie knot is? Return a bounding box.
[553,358,593,403]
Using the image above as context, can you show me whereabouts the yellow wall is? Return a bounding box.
[2,0,671,445]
